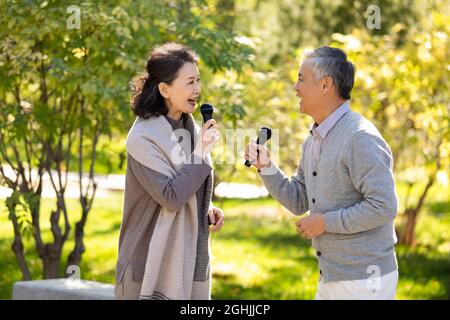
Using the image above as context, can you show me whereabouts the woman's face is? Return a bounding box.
[161,62,201,118]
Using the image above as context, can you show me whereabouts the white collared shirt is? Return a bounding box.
[309,101,351,168]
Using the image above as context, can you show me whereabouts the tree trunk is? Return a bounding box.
[399,176,434,247]
[398,137,442,247]
[42,255,61,279]
[11,239,32,280]
[9,206,32,280]
[66,218,87,270]
[216,0,236,32]
[400,208,418,246]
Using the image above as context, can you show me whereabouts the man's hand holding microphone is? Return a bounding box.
[244,127,272,171]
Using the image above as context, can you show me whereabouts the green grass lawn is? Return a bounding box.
[0,182,449,300]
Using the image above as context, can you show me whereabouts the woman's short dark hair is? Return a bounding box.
[130,43,199,118]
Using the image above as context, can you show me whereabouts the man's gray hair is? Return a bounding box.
[303,46,356,100]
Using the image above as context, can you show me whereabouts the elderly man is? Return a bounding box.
[245,46,399,300]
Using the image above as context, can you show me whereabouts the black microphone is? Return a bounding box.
[200,103,214,127]
[245,126,272,167]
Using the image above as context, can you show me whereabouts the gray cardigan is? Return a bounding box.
[260,111,398,283]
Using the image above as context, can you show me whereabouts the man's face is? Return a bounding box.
[294,62,323,117]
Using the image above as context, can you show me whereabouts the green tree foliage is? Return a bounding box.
[0,0,252,279]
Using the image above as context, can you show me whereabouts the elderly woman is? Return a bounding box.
[115,43,224,300]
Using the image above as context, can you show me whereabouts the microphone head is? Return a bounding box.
[200,103,214,123]
[258,126,272,145]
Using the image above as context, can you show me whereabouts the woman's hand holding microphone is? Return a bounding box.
[193,119,220,160]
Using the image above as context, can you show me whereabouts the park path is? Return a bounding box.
[0,167,268,199]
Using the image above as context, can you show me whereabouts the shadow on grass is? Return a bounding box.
[211,214,319,299]
[396,245,450,299]
[212,261,318,300]
[89,221,122,236]
[216,214,310,249]
[213,213,450,299]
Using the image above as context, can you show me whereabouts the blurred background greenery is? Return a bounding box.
[0,0,449,299]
